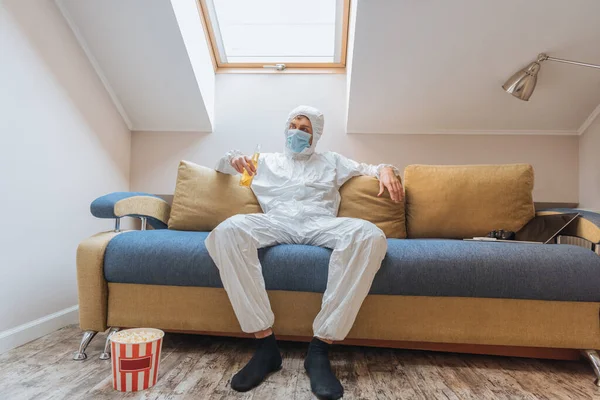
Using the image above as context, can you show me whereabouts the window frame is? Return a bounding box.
[196,0,351,73]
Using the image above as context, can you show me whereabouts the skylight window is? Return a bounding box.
[199,0,350,70]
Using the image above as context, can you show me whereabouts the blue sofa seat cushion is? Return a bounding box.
[104,230,600,302]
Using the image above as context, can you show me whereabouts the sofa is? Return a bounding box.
[74,162,600,386]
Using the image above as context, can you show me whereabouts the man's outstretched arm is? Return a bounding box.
[215,150,256,176]
[333,152,404,203]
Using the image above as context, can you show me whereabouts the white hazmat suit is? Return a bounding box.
[205,106,397,341]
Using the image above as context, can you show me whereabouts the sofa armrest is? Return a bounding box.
[90,192,170,230]
[536,208,600,244]
[76,231,120,332]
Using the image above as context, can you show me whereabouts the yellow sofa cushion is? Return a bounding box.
[338,176,406,239]
[168,160,406,237]
[404,164,535,239]
[168,161,262,231]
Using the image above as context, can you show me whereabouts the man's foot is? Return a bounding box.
[231,334,282,392]
[304,338,344,400]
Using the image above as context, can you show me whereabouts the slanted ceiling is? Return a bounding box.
[57,0,600,135]
[347,0,600,135]
[57,0,212,132]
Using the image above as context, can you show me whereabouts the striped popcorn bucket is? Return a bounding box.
[110,328,165,392]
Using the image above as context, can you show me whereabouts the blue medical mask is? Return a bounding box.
[286,129,311,153]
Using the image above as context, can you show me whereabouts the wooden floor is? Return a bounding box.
[0,325,598,400]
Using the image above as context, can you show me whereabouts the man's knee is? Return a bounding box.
[206,214,250,252]
[211,214,248,237]
[358,221,387,245]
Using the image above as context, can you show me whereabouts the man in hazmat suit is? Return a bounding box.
[205,105,403,399]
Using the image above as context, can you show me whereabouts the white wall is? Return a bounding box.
[579,113,600,209]
[131,74,579,203]
[0,0,130,350]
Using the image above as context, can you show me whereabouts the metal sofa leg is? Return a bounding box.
[582,349,600,386]
[99,327,120,360]
[73,330,98,361]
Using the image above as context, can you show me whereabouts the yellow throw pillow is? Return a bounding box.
[338,176,407,239]
[404,164,535,239]
[168,161,262,231]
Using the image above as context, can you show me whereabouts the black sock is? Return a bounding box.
[304,338,344,400]
[230,334,282,392]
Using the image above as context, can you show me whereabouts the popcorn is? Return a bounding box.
[111,329,163,344]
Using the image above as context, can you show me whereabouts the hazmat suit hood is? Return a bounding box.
[283,105,324,159]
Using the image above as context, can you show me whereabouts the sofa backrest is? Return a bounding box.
[169,160,535,240]
[404,164,535,239]
[168,160,407,238]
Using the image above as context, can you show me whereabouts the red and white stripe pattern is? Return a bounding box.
[111,337,163,392]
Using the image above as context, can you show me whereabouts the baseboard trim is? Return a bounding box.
[0,305,79,354]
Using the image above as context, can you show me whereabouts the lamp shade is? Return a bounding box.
[502,61,541,101]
